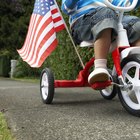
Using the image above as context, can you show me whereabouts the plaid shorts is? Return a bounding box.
[71,7,140,45]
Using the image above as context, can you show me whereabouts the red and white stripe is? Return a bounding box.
[18,4,65,67]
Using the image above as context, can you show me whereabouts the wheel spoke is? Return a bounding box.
[127,90,134,96]
[44,81,48,87]
[41,88,46,99]
[125,73,133,82]
[44,74,47,81]
[135,89,140,104]
[42,74,48,87]
[134,67,140,80]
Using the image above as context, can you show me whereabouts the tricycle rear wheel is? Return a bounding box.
[40,68,54,104]
[100,69,117,100]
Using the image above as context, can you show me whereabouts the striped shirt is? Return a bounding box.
[61,0,138,26]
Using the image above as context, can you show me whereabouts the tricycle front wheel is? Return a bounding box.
[118,54,140,117]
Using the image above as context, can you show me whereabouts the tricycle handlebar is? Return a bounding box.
[104,0,138,12]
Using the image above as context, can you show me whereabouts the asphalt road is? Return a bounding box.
[0,78,140,140]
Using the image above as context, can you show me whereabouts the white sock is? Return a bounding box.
[94,59,107,69]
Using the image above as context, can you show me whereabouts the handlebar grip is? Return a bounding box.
[104,0,138,12]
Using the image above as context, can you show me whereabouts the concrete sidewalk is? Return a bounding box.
[0,78,140,140]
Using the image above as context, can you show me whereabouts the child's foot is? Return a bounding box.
[88,68,110,85]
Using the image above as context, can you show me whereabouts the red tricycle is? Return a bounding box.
[40,0,140,117]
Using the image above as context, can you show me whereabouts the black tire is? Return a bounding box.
[40,68,54,104]
[118,54,140,117]
[100,69,117,100]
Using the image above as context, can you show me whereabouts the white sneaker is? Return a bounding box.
[88,68,110,85]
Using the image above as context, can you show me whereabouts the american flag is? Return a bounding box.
[17,0,65,67]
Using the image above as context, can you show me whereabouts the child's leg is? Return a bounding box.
[131,39,140,46]
[94,29,112,59]
[88,29,112,84]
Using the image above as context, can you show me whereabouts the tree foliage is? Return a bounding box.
[0,0,34,58]
[0,1,140,79]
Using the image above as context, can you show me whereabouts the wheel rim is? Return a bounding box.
[122,61,140,110]
[101,86,114,96]
[41,72,49,100]
[101,75,114,96]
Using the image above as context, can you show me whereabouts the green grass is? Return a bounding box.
[0,113,15,140]
[13,77,39,83]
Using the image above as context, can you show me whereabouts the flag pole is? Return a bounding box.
[54,0,85,69]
